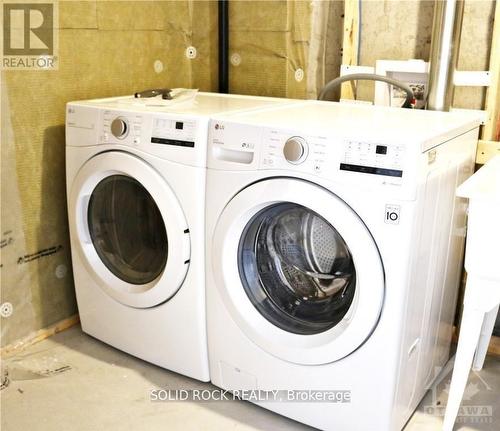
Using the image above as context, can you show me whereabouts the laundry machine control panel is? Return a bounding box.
[263,134,407,186]
[101,110,197,148]
[150,117,197,148]
[67,106,208,166]
[101,110,144,145]
[340,141,405,179]
[260,129,331,174]
[208,119,414,195]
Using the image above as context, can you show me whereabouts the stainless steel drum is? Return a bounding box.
[238,203,356,335]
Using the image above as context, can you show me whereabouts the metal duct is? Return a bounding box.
[427,0,465,111]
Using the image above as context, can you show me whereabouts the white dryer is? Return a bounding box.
[65,92,297,381]
[205,102,480,427]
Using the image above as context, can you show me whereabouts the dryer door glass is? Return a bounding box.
[88,175,168,285]
[238,203,356,335]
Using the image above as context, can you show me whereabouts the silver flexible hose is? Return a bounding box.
[318,73,414,108]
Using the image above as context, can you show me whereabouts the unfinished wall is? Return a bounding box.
[0,0,218,348]
[226,0,494,109]
[228,0,339,99]
[228,0,306,97]
[454,0,496,109]
[356,0,495,108]
[1,0,495,349]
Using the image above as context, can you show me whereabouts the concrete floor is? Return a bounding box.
[1,326,498,431]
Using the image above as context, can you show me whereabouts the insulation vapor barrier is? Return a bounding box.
[0,0,494,349]
[227,0,340,99]
[1,0,219,348]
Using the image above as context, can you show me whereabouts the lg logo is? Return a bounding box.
[3,3,54,55]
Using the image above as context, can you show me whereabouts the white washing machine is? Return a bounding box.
[65,92,298,381]
[205,102,480,428]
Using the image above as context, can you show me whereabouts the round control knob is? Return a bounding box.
[110,117,128,139]
[283,137,308,164]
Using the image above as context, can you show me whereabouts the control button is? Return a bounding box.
[314,164,322,173]
[111,117,129,139]
[103,133,109,142]
[283,136,308,164]
[133,137,140,145]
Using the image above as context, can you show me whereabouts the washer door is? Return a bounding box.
[70,151,190,308]
[212,178,384,364]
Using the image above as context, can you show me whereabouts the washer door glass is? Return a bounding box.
[239,203,356,335]
[88,175,168,285]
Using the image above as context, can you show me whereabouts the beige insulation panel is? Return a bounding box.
[229,0,321,99]
[0,0,218,348]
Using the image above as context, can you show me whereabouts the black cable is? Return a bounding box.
[218,0,229,93]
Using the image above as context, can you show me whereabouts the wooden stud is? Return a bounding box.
[340,0,360,100]
[488,335,500,357]
[476,139,500,165]
[0,314,80,358]
[482,1,500,141]
[453,327,500,359]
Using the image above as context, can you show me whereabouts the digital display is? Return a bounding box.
[175,121,184,130]
[340,163,402,178]
[151,137,194,148]
[376,145,387,155]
